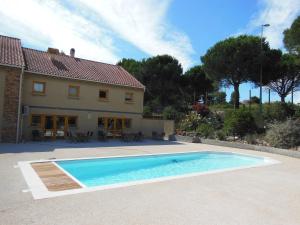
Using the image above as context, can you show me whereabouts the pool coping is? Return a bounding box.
[18,150,280,200]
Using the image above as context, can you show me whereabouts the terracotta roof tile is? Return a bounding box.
[0,35,144,89]
[0,35,24,67]
[23,48,144,89]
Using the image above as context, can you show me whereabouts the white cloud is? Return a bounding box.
[76,0,194,69]
[238,0,300,49]
[0,0,194,69]
[0,0,120,63]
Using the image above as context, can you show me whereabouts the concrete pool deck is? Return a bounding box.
[1,140,300,225]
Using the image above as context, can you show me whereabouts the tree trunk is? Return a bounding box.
[234,83,240,109]
[280,95,285,103]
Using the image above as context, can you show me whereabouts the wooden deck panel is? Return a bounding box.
[31,162,82,191]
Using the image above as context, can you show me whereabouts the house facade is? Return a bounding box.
[0,35,173,143]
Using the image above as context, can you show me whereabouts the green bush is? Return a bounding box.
[143,105,152,117]
[162,106,180,120]
[196,123,215,138]
[263,102,295,122]
[265,119,300,149]
[294,105,300,118]
[244,133,258,145]
[216,130,226,140]
[178,112,202,131]
[223,109,257,137]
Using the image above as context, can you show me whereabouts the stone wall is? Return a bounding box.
[174,135,300,159]
[0,68,21,142]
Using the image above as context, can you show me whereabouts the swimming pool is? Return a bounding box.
[56,151,268,187]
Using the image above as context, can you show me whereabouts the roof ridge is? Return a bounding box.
[0,34,21,40]
[22,47,119,67]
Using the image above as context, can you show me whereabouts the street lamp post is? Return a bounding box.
[259,24,270,113]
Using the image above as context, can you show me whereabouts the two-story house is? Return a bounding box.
[0,35,173,143]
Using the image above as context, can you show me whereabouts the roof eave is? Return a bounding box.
[24,70,145,90]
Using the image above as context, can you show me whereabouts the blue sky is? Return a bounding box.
[0,0,299,102]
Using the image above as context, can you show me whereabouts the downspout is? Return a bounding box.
[16,66,25,143]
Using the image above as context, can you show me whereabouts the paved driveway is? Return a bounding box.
[0,141,300,225]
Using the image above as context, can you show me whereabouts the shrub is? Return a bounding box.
[196,123,215,138]
[294,105,300,118]
[263,102,295,122]
[216,130,226,140]
[143,105,152,117]
[244,133,258,145]
[265,119,300,149]
[223,109,257,137]
[178,112,202,131]
[162,106,179,120]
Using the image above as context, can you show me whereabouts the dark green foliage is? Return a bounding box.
[196,123,215,138]
[117,58,142,79]
[263,102,296,122]
[143,106,152,117]
[201,35,276,109]
[294,105,300,118]
[181,65,214,103]
[265,119,300,149]
[210,91,227,104]
[216,130,226,140]
[267,53,300,102]
[139,55,183,110]
[223,109,257,137]
[162,106,182,120]
[283,16,300,54]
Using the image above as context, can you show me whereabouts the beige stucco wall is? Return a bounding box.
[21,73,145,140]
[22,73,144,113]
[0,70,6,141]
[141,119,174,137]
[21,108,143,140]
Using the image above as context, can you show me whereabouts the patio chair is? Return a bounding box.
[134,132,144,142]
[85,131,94,142]
[66,131,76,142]
[32,130,41,141]
[152,131,158,140]
[98,130,107,141]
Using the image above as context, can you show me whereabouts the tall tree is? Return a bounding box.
[181,65,214,103]
[283,16,300,55]
[138,55,183,111]
[201,35,271,108]
[117,58,142,80]
[268,54,300,103]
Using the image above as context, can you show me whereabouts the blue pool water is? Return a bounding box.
[57,152,266,187]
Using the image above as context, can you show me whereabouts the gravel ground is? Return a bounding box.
[0,140,300,225]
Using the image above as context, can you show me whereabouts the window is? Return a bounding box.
[107,118,114,130]
[99,90,108,100]
[125,92,133,102]
[68,116,77,128]
[32,81,46,94]
[68,85,80,97]
[31,115,41,127]
[124,119,132,128]
[116,118,122,130]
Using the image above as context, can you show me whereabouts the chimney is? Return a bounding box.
[70,48,75,57]
[47,47,59,54]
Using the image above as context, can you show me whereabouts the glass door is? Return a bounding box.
[44,116,54,138]
[56,116,66,138]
